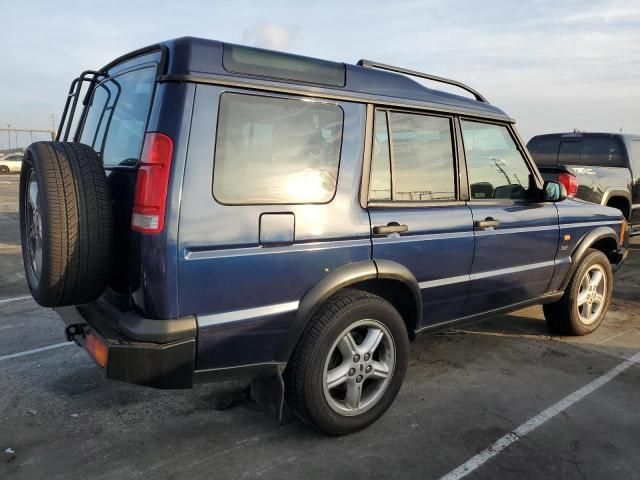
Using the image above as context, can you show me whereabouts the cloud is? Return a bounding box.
[241,23,296,50]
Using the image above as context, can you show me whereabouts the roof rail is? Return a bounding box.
[356,59,488,104]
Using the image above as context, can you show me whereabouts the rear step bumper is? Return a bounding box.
[54,301,196,389]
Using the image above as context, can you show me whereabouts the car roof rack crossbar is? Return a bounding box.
[356,59,489,104]
[57,70,107,141]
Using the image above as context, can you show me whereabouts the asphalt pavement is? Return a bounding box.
[1,174,638,480]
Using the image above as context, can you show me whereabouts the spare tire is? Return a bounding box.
[19,142,113,307]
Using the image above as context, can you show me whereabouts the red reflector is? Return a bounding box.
[558,172,578,197]
[86,331,108,368]
[131,133,174,234]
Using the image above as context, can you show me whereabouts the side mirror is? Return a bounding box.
[542,180,567,202]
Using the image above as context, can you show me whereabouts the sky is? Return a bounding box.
[1,0,639,149]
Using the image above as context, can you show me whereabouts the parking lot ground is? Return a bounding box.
[1,175,639,480]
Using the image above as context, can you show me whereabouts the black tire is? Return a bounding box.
[19,142,113,307]
[543,249,613,336]
[0,165,9,174]
[284,289,409,435]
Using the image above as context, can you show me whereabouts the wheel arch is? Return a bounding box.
[277,260,422,363]
[604,193,631,219]
[560,226,620,291]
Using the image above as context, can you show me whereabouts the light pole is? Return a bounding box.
[5,123,11,150]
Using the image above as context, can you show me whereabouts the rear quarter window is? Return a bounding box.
[213,93,343,205]
[79,66,156,167]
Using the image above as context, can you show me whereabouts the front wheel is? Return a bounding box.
[284,289,409,435]
[543,249,613,335]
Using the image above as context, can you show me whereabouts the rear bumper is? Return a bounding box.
[54,301,196,389]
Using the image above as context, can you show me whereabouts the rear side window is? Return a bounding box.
[628,139,640,176]
[558,137,623,166]
[368,110,457,202]
[213,93,343,204]
[527,136,560,165]
[79,66,156,167]
[461,120,532,200]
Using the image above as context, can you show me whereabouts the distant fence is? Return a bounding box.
[0,128,55,151]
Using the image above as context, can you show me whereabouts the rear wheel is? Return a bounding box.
[543,249,613,335]
[19,142,113,307]
[0,165,9,174]
[284,289,409,435]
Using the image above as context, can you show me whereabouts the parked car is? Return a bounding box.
[527,132,640,236]
[19,37,628,435]
[0,153,23,173]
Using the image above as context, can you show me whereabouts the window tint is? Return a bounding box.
[527,136,560,165]
[213,93,343,204]
[390,112,456,200]
[462,120,532,200]
[79,66,156,167]
[368,110,456,202]
[369,112,391,200]
[558,137,623,166]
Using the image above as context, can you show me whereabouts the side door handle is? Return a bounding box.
[373,222,409,235]
[474,217,500,230]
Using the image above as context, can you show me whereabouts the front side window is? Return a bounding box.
[368,110,457,202]
[80,66,156,167]
[213,93,343,204]
[462,120,532,200]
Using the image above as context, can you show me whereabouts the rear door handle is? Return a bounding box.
[373,222,409,235]
[474,217,500,230]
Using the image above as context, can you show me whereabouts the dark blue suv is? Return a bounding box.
[19,37,628,434]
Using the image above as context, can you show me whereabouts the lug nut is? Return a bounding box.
[364,353,370,361]
[356,375,363,383]
[365,365,372,374]
[353,354,360,362]
[348,368,356,376]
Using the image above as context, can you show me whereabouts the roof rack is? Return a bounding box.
[356,59,488,104]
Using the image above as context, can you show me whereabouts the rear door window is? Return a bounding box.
[79,66,156,167]
[213,93,343,204]
[368,109,457,202]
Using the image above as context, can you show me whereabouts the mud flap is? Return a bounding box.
[250,368,285,421]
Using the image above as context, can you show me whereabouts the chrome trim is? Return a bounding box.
[419,275,469,290]
[198,301,300,328]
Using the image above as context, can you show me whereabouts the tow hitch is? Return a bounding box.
[65,323,86,343]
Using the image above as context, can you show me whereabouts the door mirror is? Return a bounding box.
[542,180,567,202]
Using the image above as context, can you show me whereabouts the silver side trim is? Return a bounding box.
[562,220,619,229]
[198,301,300,328]
[418,260,557,290]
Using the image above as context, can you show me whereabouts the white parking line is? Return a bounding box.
[0,342,73,362]
[0,295,32,305]
[439,351,640,480]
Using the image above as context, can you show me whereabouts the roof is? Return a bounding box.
[105,36,510,121]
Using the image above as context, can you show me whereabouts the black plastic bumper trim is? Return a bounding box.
[55,305,195,389]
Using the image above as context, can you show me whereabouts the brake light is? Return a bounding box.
[558,172,578,197]
[131,133,173,234]
[86,331,108,368]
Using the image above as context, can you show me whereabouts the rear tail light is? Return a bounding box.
[131,133,173,234]
[558,172,578,197]
[86,331,108,368]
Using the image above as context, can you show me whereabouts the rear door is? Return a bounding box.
[460,119,559,314]
[367,108,474,327]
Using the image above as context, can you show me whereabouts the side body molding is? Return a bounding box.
[559,226,619,291]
